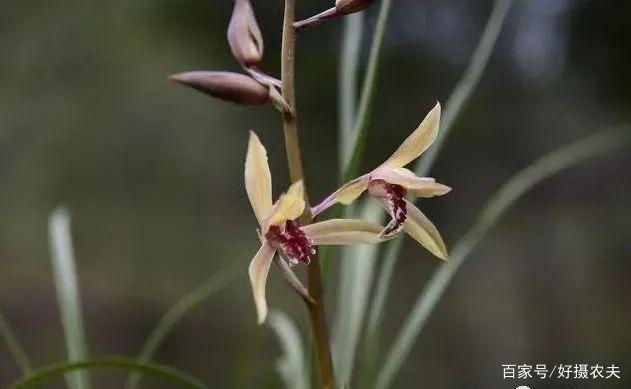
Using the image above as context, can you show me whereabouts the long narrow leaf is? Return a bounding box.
[0,310,32,375]
[342,0,393,179]
[375,129,629,389]
[48,207,90,389]
[126,266,240,389]
[415,0,514,177]
[9,357,208,389]
[332,1,393,386]
[360,237,402,386]
[267,310,309,389]
[339,13,365,167]
[332,203,382,387]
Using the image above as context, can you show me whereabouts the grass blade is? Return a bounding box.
[332,203,382,387]
[332,1,393,385]
[360,237,402,386]
[0,310,32,375]
[9,357,208,389]
[342,0,393,179]
[125,266,240,389]
[415,0,514,177]
[339,13,365,168]
[48,207,90,389]
[375,129,629,389]
[267,310,309,389]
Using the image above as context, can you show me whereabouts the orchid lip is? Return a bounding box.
[379,183,408,236]
[265,220,315,266]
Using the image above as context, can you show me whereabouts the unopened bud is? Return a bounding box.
[170,71,269,105]
[336,0,375,14]
[294,0,376,30]
[227,0,263,66]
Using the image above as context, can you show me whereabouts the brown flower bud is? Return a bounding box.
[227,0,264,66]
[294,0,376,30]
[170,71,269,105]
[335,0,375,14]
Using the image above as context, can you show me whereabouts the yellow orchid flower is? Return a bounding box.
[311,103,451,260]
[245,131,390,324]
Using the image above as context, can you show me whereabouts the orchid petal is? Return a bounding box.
[245,131,273,223]
[407,182,452,198]
[266,181,305,227]
[402,199,448,260]
[380,102,441,169]
[372,167,451,197]
[311,175,369,216]
[372,167,434,187]
[302,219,387,245]
[248,242,276,324]
[337,176,369,204]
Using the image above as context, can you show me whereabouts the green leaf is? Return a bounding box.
[375,129,629,389]
[339,13,364,167]
[267,310,309,389]
[332,1,393,386]
[342,0,393,180]
[0,310,32,375]
[48,207,91,389]
[414,0,515,177]
[9,357,208,388]
[360,237,402,387]
[332,203,382,387]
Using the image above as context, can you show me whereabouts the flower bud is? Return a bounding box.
[294,0,376,30]
[170,71,269,105]
[227,0,263,66]
[335,0,375,14]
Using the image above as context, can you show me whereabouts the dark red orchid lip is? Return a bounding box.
[382,183,408,236]
[265,220,316,266]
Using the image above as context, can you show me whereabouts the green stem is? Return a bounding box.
[281,0,305,187]
[281,0,335,387]
[375,129,629,389]
[9,358,208,389]
[0,310,32,375]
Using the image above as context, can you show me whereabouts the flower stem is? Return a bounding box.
[281,1,336,387]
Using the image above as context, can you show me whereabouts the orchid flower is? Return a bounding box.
[311,103,451,259]
[245,131,389,324]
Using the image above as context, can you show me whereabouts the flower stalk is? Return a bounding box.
[280,0,336,387]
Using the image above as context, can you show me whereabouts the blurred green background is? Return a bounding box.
[1,0,630,387]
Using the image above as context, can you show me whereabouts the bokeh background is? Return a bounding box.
[1,0,630,387]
